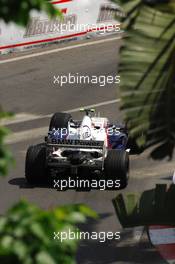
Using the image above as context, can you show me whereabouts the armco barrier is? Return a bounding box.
[0,0,124,54]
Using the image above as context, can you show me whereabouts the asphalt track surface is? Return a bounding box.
[0,35,174,263]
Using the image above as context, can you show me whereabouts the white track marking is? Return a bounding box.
[4,99,120,144]
[149,228,175,245]
[1,99,120,126]
[5,127,48,144]
[0,36,121,65]
[65,99,121,113]
[0,113,42,126]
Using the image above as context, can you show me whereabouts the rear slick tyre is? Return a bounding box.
[49,112,72,130]
[104,149,129,189]
[25,144,48,184]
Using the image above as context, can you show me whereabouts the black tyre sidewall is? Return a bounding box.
[104,149,129,187]
[25,143,47,184]
[49,112,72,130]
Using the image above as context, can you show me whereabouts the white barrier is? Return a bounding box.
[0,0,124,54]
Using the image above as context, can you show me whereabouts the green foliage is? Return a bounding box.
[0,111,14,176]
[0,200,97,264]
[0,0,61,26]
[114,0,175,159]
[113,184,175,227]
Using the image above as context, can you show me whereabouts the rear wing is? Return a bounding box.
[45,137,104,150]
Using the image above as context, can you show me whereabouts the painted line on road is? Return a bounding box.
[1,99,120,126]
[6,127,48,145]
[0,113,42,126]
[0,36,121,65]
[5,99,121,144]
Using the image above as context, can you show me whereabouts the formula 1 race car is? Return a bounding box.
[25,109,130,189]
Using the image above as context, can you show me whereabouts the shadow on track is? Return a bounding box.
[8,177,52,189]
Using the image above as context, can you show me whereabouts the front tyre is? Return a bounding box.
[104,149,129,189]
[25,143,48,184]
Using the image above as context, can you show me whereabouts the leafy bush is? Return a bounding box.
[0,200,97,264]
[0,111,14,176]
[0,0,60,26]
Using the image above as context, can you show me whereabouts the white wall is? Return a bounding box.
[0,0,124,54]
